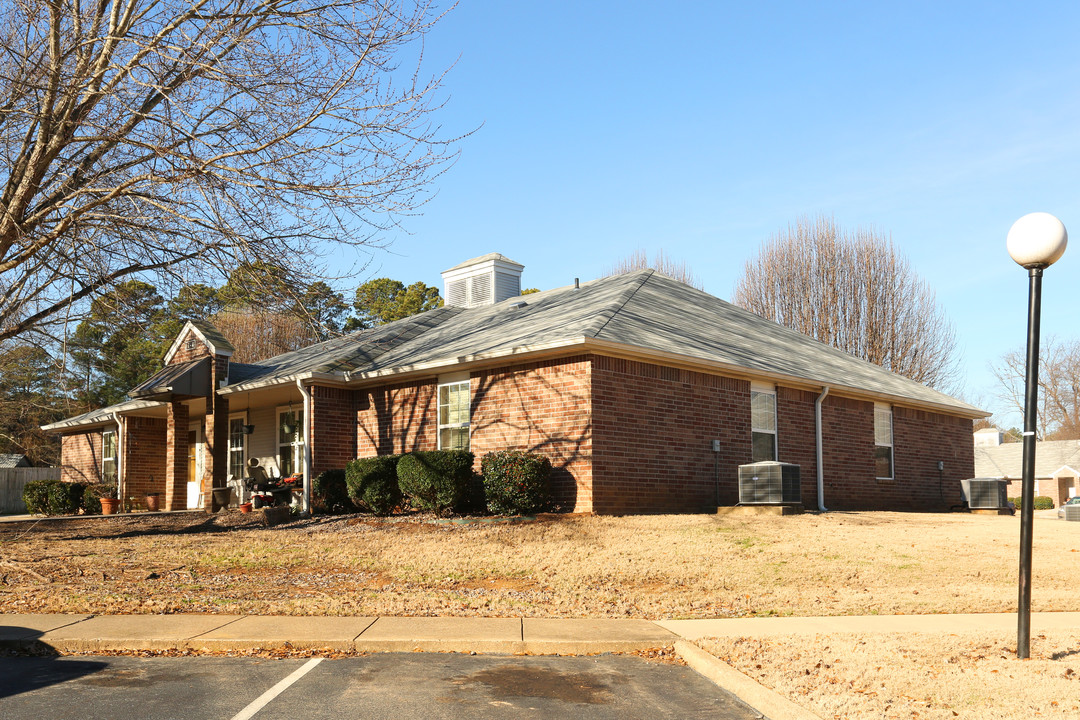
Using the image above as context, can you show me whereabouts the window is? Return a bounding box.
[228,415,246,480]
[102,429,118,484]
[278,407,305,476]
[751,388,777,462]
[874,404,893,479]
[438,380,470,451]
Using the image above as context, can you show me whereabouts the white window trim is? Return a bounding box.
[227,412,248,481]
[276,406,305,476]
[437,379,471,451]
[101,428,118,483]
[750,386,778,462]
[874,403,894,480]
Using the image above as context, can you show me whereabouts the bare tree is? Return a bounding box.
[0,0,456,344]
[211,309,319,363]
[733,216,959,390]
[605,249,703,289]
[991,337,1080,440]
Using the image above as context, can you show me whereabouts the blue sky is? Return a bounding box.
[339,1,1080,424]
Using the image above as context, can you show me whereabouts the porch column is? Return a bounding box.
[165,401,189,511]
[202,355,230,509]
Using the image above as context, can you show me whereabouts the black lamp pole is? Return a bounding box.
[1016,266,1043,660]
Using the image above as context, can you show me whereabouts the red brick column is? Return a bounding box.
[165,402,189,511]
[201,356,230,509]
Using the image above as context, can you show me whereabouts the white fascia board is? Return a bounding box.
[1050,465,1080,478]
[218,371,348,395]
[40,400,168,433]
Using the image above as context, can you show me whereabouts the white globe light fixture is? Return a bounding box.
[1007,212,1068,268]
[1009,211,1067,660]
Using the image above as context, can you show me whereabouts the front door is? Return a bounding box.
[187,427,203,508]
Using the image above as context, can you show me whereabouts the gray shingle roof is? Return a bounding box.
[189,320,235,354]
[0,454,30,468]
[974,440,1080,478]
[224,270,982,416]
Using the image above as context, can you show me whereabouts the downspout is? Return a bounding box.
[296,379,313,517]
[815,386,829,512]
[110,413,125,505]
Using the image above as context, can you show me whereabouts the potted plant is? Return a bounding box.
[99,485,120,515]
[145,492,161,512]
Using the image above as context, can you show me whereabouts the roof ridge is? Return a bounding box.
[582,270,654,339]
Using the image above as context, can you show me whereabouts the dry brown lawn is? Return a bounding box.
[701,631,1080,720]
[0,509,1078,618]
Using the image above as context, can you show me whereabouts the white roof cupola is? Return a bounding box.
[441,253,524,308]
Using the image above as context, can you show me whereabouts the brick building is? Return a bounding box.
[44,254,984,513]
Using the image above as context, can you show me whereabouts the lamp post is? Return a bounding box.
[1006,211,1067,659]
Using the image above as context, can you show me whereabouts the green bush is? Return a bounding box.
[22,480,51,515]
[345,455,402,515]
[23,479,85,515]
[396,450,474,514]
[1009,496,1056,511]
[312,469,354,515]
[82,484,104,515]
[481,450,552,515]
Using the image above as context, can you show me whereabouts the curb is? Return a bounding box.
[674,640,823,720]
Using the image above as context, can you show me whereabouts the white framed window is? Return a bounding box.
[277,406,305,476]
[750,385,777,462]
[438,380,471,451]
[874,403,893,479]
[227,414,247,480]
[102,428,118,484]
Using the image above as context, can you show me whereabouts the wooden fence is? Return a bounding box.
[0,467,61,514]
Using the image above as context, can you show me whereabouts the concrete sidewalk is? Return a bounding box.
[3,611,1079,655]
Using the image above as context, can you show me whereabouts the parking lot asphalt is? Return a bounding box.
[0,654,763,720]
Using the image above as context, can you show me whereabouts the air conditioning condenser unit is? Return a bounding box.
[961,478,1008,510]
[738,462,801,504]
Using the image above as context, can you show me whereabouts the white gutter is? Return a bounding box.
[296,379,313,517]
[815,386,829,512]
[110,413,125,504]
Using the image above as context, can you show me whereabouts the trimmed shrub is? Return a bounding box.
[396,450,474,514]
[345,455,402,515]
[481,450,552,515]
[23,479,84,515]
[312,469,354,515]
[1034,496,1054,511]
[22,480,51,515]
[82,484,104,515]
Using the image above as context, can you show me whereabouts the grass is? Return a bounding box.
[1,510,1078,619]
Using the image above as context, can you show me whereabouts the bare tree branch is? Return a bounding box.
[732,215,960,391]
[0,0,458,343]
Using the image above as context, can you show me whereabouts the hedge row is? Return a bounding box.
[337,449,551,516]
[23,479,113,516]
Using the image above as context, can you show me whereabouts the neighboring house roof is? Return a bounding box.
[974,440,1080,479]
[0,454,31,468]
[221,270,982,417]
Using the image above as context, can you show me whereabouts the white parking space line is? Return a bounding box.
[230,657,323,720]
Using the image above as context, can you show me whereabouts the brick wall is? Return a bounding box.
[591,355,749,514]
[356,378,438,456]
[817,395,877,510]
[892,405,974,510]
[310,385,358,474]
[165,401,190,511]
[122,416,167,502]
[471,357,593,512]
[60,430,105,484]
[776,386,820,508]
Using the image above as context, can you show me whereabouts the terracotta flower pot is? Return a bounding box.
[239,502,253,514]
[145,493,160,512]
[100,497,120,515]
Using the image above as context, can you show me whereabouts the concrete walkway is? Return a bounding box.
[3,611,1078,655]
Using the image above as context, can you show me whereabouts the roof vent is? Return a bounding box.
[441,253,524,308]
